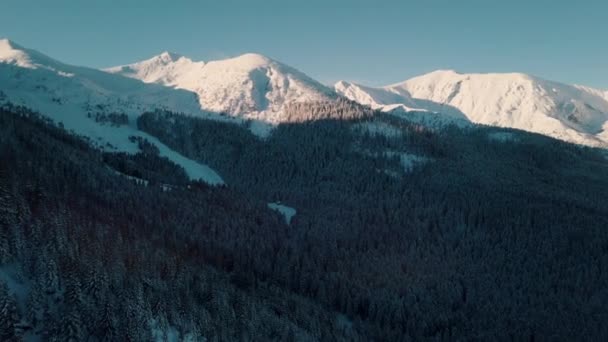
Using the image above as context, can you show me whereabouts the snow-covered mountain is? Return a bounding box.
[0,38,223,184]
[334,80,472,128]
[106,52,336,124]
[336,70,608,147]
[3,37,608,149]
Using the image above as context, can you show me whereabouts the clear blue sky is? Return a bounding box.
[1,0,607,88]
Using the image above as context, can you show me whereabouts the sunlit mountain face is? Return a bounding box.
[1,22,608,341]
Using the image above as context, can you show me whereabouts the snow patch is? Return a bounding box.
[248,120,275,138]
[146,134,224,185]
[268,202,297,224]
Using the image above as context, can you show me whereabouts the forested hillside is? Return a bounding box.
[1,104,608,340]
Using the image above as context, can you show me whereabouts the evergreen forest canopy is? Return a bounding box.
[1,102,608,341]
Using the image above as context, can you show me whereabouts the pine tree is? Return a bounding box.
[96,300,117,341]
[0,282,20,341]
[0,163,15,264]
[57,309,82,342]
[25,280,45,329]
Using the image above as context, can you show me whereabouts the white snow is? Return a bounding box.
[105,52,206,88]
[143,133,223,185]
[335,80,423,111]
[336,70,608,147]
[268,202,297,224]
[0,38,37,69]
[335,80,471,128]
[5,37,608,150]
[107,51,336,127]
[0,39,224,185]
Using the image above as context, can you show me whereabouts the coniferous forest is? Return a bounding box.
[1,104,608,341]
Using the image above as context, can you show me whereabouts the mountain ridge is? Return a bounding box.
[106,51,337,125]
[0,38,224,184]
[336,70,608,147]
[3,37,608,148]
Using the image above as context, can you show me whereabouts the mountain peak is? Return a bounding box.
[0,38,21,49]
[237,52,272,62]
[0,38,20,54]
[338,69,608,147]
[334,80,353,89]
[431,69,460,75]
[107,50,335,128]
[218,53,274,69]
[118,51,192,69]
[156,51,183,62]
[0,38,37,68]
